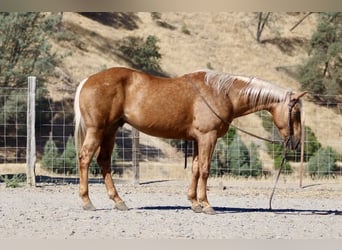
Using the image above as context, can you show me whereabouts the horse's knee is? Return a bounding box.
[200,169,209,179]
[78,147,94,167]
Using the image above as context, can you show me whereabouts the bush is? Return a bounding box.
[60,135,77,175]
[0,174,26,188]
[248,142,263,177]
[303,126,321,161]
[308,146,337,178]
[258,111,322,173]
[259,110,293,173]
[41,133,61,172]
[210,129,262,178]
[210,128,236,176]
[118,35,162,73]
[228,134,251,176]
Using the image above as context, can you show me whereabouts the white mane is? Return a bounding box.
[202,70,291,106]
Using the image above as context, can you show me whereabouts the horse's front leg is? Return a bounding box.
[197,133,217,215]
[187,142,202,212]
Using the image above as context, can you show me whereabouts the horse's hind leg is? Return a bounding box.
[97,128,128,211]
[78,127,103,211]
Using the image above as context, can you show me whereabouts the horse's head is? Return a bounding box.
[271,91,307,151]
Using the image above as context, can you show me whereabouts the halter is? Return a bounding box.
[285,92,301,151]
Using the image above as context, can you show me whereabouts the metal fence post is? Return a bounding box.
[26,76,36,186]
[132,128,140,185]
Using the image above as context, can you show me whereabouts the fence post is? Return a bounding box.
[132,128,140,185]
[299,111,305,188]
[26,76,36,186]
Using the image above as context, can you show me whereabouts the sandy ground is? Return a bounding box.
[0,178,341,239]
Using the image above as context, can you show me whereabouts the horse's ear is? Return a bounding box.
[292,91,307,100]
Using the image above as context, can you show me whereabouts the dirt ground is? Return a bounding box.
[0,177,341,239]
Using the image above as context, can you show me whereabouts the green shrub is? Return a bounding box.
[303,126,321,162]
[308,146,337,178]
[273,155,292,174]
[41,133,61,172]
[60,135,77,175]
[118,35,162,73]
[210,128,236,176]
[228,134,250,176]
[258,111,322,173]
[248,142,263,177]
[0,174,26,188]
[210,129,262,178]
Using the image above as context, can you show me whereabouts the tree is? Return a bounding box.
[298,13,342,103]
[0,12,57,89]
[0,13,59,138]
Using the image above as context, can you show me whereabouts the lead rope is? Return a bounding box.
[184,140,188,169]
[269,99,295,210]
[269,149,287,210]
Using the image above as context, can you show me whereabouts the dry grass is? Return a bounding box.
[51,12,341,155]
[3,13,341,181]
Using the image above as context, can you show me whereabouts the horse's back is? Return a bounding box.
[78,67,214,139]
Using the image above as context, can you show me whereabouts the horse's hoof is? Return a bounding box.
[191,204,203,213]
[83,202,96,211]
[203,206,216,215]
[115,201,129,211]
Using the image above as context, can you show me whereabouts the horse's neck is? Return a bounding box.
[230,89,277,118]
[236,102,273,117]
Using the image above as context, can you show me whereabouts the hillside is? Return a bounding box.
[49,12,341,157]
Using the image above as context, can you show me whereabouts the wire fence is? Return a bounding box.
[0,87,28,164]
[0,82,341,184]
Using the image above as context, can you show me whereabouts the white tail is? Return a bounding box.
[74,78,88,155]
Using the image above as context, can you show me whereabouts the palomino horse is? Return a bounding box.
[74,67,306,214]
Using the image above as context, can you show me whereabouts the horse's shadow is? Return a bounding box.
[136,205,342,215]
